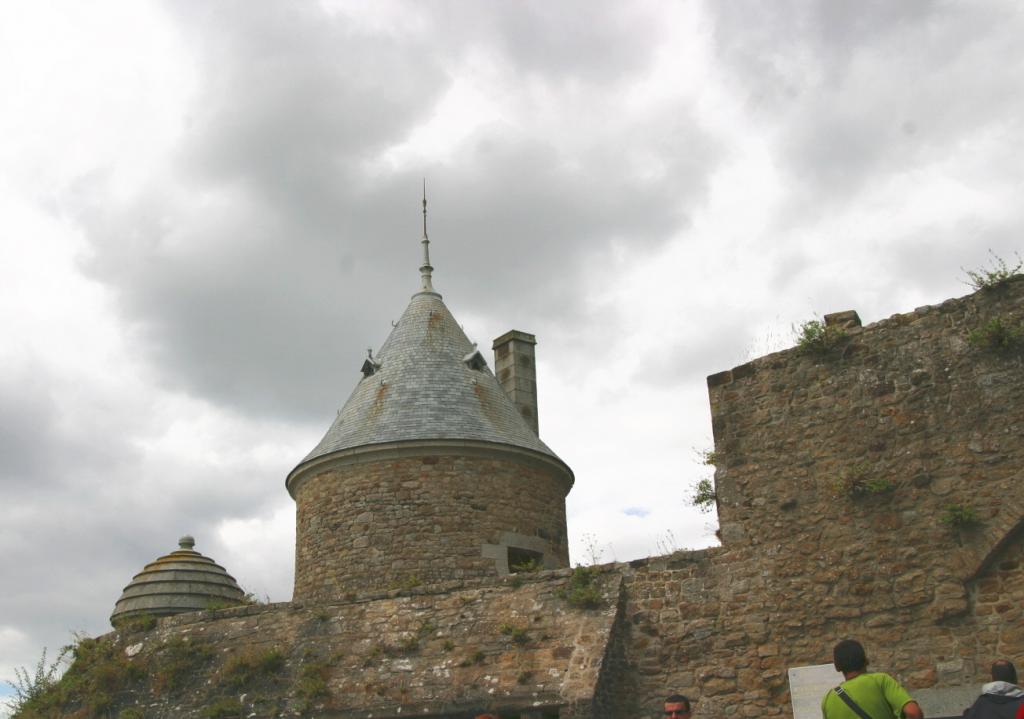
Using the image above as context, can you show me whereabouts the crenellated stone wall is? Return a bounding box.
[599,277,1024,717]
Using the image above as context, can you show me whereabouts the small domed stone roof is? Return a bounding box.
[110,536,245,627]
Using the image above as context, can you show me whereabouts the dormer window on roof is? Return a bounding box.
[361,348,382,378]
[463,348,487,371]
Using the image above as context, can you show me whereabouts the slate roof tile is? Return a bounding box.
[294,291,564,471]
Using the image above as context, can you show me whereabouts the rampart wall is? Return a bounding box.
[36,570,620,718]
[603,277,1024,717]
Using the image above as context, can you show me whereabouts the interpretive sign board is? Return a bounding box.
[788,663,844,719]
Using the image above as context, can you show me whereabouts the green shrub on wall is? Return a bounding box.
[962,250,1022,290]
[794,318,847,355]
[559,566,603,610]
[690,477,717,512]
[968,316,1024,354]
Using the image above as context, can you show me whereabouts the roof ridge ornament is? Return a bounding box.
[418,179,437,295]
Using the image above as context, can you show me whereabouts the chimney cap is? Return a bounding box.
[492,330,536,349]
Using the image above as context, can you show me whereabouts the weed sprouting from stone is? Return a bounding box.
[4,646,69,716]
[116,614,157,634]
[498,623,529,645]
[794,317,847,355]
[656,529,682,555]
[942,504,980,530]
[202,696,241,718]
[962,249,1023,290]
[294,660,331,710]
[401,575,422,591]
[9,635,147,718]
[558,566,603,610]
[690,477,717,513]
[696,447,719,465]
[218,647,286,690]
[152,637,215,694]
[831,462,894,499]
[968,316,1024,354]
[458,650,486,667]
[579,532,605,565]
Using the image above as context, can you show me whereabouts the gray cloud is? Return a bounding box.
[428,0,667,84]
[64,1,721,423]
[709,1,1024,216]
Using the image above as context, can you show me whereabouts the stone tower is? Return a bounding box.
[287,201,574,601]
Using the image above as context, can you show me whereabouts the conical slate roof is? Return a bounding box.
[289,289,567,485]
[110,536,245,626]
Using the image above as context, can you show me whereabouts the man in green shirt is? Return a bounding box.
[821,640,924,719]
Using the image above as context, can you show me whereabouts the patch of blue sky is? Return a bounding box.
[622,506,650,518]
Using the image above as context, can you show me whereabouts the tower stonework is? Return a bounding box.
[287,270,573,601]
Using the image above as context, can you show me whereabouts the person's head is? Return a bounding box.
[992,660,1018,685]
[833,639,869,674]
[664,693,691,718]
[474,714,499,719]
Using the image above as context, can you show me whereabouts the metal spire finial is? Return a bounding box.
[419,179,435,294]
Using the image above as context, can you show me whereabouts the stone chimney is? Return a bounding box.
[492,330,539,435]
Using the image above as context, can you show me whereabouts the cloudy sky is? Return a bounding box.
[2,0,1023,697]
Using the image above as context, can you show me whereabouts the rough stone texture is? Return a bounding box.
[294,451,572,600]
[597,277,1024,718]
[493,330,540,435]
[59,571,621,719]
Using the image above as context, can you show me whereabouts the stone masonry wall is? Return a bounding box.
[597,278,1024,718]
[41,570,621,719]
[294,452,571,600]
[709,277,1024,563]
[600,526,1024,718]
